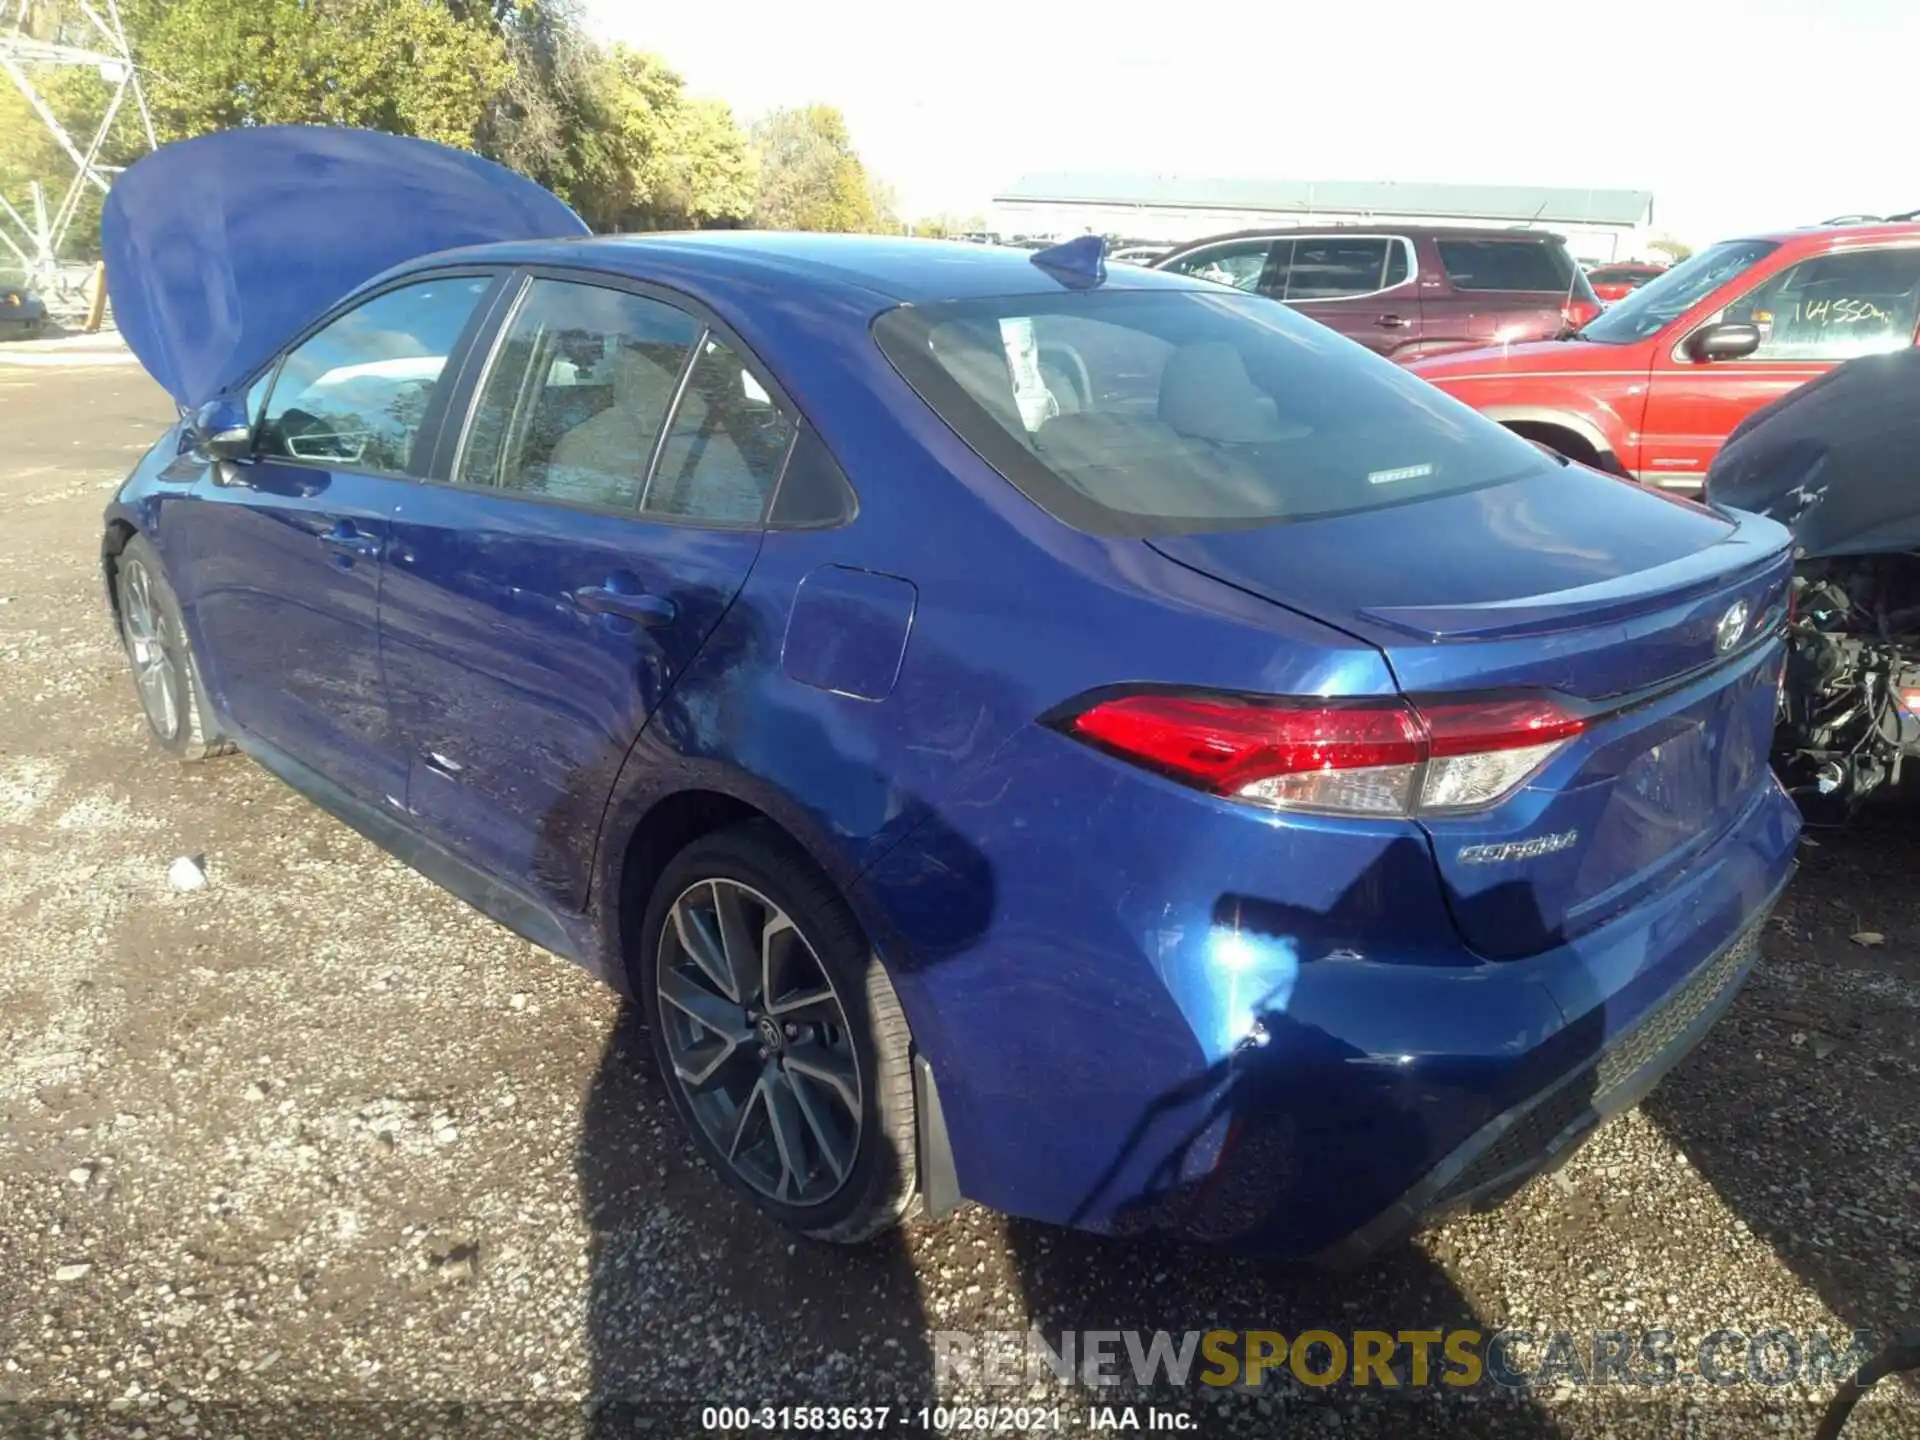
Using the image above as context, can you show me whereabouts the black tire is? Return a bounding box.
[113,535,234,762]
[638,820,918,1242]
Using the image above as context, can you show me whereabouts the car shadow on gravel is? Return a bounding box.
[1641,800,1920,1403]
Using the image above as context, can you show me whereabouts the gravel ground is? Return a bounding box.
[0,365,1915,1439]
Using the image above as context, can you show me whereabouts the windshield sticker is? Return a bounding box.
[1367,462,1435,486]
[998,317,1054,432]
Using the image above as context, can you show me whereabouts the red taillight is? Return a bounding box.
[1064,691,1585,817]
[1562,298,1602,330]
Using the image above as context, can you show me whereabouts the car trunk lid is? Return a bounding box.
[1149,469,1793,957]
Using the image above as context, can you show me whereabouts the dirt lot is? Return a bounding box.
[0,363,1916,1438]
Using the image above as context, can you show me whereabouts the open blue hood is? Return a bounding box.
[101,126,587,411]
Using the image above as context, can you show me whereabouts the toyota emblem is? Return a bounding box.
[1714,600,1750,654]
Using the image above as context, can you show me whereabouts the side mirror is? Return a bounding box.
[191,397,253,461]
[1687,322,1762,363]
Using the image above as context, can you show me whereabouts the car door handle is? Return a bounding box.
[319,523,381,558]
[569,585,677,626]
[1375,314,1410,328]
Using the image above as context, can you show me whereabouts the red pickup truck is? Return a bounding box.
[1410,223,1920,490]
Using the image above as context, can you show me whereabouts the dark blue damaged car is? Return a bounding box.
[98,126,1798,1260]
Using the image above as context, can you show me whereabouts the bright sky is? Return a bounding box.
[591,0,1917,246]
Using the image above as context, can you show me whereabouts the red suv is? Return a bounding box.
[1411,223,1920,489]
[1151,225,1601,360]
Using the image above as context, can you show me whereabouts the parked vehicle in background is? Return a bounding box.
[100,126,1800,1263]
[1409,222,1920,488]
[1107,245,1167,267]
[1587,261,1665,301]
[1151,225,1600,359]
[1707,348,1920,817]
[0,283,49,339]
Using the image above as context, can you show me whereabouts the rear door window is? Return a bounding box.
[642,334,796,525]
[874,288,1546,538]
[1272,237,1404,300]
[1436,238,1577,293]
[455,278,702,510]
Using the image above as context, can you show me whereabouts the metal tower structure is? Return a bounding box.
[0,0,153,308]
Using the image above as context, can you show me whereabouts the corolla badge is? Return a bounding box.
[1457,830,1579,864]
[1714,599,1750,654]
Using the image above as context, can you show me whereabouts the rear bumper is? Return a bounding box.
[863,729,1801,1258]
[1313,879,1780,1267]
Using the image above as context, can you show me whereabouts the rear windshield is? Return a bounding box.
[1437,238,1579,293]
[871,288,1549,538]
[1588,264,1656,283]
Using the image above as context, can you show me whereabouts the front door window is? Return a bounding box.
[1719,247,1920,361]
[256,276,493,474]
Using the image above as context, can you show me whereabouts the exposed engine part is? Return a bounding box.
[1775,554,1920,817]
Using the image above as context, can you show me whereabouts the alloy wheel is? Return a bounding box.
[120,559,180,741]
[655,878,862,1206]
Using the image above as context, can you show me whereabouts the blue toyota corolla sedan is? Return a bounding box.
[99,127,1799,1260]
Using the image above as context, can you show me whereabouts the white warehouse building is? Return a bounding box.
[989,176,1657,266]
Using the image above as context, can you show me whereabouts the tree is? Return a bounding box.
[749,105,880,233]
[5,0,758,262]
[116,0,510,148]
[662,96,755,226]
[551,45,752,231]
[909,212,988,239]
[1648,235,1693,264]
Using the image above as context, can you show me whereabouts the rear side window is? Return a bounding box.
[873,289,1547,538]
[1270,237,1408,300]
[1437,238,1577,293]
[456,278,702,510]
[257,276,492,475]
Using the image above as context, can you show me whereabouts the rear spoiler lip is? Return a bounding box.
[1356,508,1793,642]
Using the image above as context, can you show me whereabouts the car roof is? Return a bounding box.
[1156,224,1570,255]
[413,231,1209,310]
[1740,221,1920,247]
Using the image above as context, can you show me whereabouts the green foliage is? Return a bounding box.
[4,0,897,260]
[122,0,510,148]
[556,45,754,231]
[750,105,882,233]
[908,213,989,239]
[1648,235,1693,264]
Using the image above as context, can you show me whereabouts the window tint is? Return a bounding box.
[1276,237,1396,300]
[457,279,701,509]
[1436,239,1577,292]
[1581,239,1778,343]
[873,289,1546,538]
[1720,248,1920,361]
[257,277,491,474]
[1161,240,1272,291]
[642,335,795,524]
